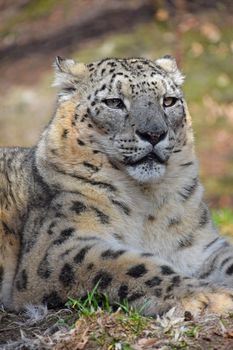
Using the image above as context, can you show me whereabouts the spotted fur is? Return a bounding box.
[1,56,233,317]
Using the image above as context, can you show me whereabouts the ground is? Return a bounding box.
[2,291,233,350]
[0,1,233,349]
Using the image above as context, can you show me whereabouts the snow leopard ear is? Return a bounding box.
[155,55,185,86]
[53,56,89,90]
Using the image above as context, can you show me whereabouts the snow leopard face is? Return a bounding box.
[54,56,186,182]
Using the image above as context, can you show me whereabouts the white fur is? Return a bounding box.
[155,56,185,86]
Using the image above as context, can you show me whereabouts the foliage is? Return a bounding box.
[65,282,112,317]
[212,208,233,238]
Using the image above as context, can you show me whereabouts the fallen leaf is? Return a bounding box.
[224,329,233,338]
[134,337,158,349]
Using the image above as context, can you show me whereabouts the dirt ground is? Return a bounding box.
[2,306,233,349]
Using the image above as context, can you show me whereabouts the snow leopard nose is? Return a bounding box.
[136,130,168,146]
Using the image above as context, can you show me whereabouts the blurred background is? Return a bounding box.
[0,0,232,235]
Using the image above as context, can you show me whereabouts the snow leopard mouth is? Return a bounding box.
[127,151,165,167]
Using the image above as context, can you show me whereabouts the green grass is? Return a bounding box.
[64,285,153,349]
[212,208,233,238]
[116,300,152,337]
[65,283,150,333]
[65,282,112,317]
[212,208,233,226]
[184,325,201,338]
[62,284,233,349]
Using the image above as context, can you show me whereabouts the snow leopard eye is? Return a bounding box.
[163,97,178,108]
[102,98,125,110]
